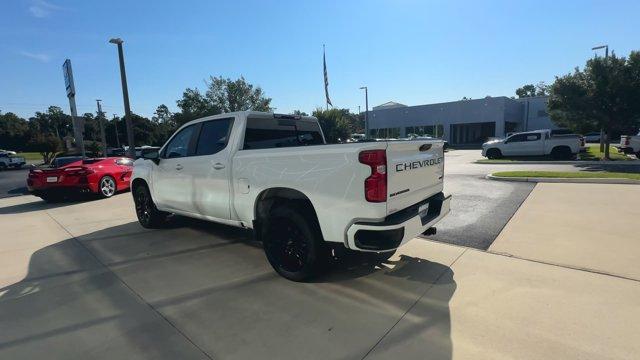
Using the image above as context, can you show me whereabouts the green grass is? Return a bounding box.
[579,144,630,161]
[16,152,44,161]
[493,171,640,180]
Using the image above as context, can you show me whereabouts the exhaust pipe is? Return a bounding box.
[423,227,437,236]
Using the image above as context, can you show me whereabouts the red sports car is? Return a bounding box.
[27,156,134,202]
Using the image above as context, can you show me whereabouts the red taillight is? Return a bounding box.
[359,150,387,202]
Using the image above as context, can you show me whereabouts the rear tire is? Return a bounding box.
[261,205,328,281]
[133,184,168,228]
[486,148,502,159]
[551,146,572,160]
[98,176,117,198]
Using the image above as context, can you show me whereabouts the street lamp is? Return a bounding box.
[591,44,609,152]
[592,44,609,58]
[109,37,136,158]
[360,86,369,139]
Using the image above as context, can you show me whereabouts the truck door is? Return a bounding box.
[522,133,544,155]
[188,117,235,220]
[502,134,527,156]
[153,124,198,212]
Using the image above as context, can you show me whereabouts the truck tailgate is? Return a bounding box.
[386,140,445,215]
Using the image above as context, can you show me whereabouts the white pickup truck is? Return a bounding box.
[131,111,450,281]
[618,132,640,157]
[0,153,26,170]
[482,129,580,160]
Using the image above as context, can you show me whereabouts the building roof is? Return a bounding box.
[372,101,408,110]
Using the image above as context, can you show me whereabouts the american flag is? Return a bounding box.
[323,45,332,107]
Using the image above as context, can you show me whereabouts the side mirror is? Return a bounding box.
[142,150,160,164]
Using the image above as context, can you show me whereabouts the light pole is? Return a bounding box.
[112,114,121,148]
[109,38,135,158]
[592,44,609,152]
[360,86,369,139]
[96,99,107,156]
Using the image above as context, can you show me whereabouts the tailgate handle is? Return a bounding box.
[419,144,432,152]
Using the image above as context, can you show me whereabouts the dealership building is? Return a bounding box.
[367,96,557,145]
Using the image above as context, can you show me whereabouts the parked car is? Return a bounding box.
[0,149,17,156]
[0,153,26,170]
[136,146,160,159]
[584,132,601,143]
[482,129,580,159]
[618,132,640,157]
[27,156,134,202]
[406,134,449,150]
[131,111,451,281]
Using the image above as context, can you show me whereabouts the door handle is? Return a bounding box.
[212,163,225,170]
[175,164,183,171]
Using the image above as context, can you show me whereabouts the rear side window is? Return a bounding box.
[195,118,233,156]
[243,117,324,150]
[507,134,526,142]
[296,121,324,146]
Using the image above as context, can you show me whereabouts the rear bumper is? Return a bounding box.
[346,192,451,252]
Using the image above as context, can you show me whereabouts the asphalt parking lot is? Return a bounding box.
[0,168,29,199]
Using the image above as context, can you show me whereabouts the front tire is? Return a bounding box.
[99,176,117,198]
[133,184,168,228]
[486,148,502,159]
[261,205,327,281]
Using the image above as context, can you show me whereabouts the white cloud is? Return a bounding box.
[28,0,62,18]
[20,51,51,63]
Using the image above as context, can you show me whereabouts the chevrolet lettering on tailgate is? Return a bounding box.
[395,157,443,172]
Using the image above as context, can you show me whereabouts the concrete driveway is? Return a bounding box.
[1,192,639,359]
[490,182,640,280]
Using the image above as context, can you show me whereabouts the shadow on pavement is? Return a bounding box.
[0,217,455,360]
[0,192,130,215]
[573,162,640,173]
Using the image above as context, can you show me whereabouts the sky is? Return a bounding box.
[1,0,639,119]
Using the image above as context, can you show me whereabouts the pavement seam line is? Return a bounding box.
[360,248,469,360]
[419,237,640,284]
[44,212,216,360]
[486,250,640,283]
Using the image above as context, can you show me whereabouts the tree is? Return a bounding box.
[292,110,308,116]
[312,108,351,143]
[172,76,272,126]
[30,106,72,139]
[205,76,271,113]
[0,112,29,150]
[28,134,63,164]
[152,104,173,125]
[548,51,640,159]
[173,88,220,126]
[515,81,550,98]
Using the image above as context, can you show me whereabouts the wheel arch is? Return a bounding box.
[254,187,324,239]
[131,177,149,193]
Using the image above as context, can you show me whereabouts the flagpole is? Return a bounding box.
[323,44,332,111]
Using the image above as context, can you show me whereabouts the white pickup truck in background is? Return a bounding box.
[131,111,450,281]
[618,132,640,157]
[482,129,581,160]
[0,153,26,170]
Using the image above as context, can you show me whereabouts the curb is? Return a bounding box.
[486,174,640,185]
[476,160,640,165]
